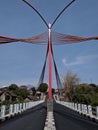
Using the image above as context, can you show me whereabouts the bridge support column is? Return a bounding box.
[47,23,53,112]
[47,99,53,112]
[48,23,52,100]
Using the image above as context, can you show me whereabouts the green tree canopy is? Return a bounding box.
[8,84,29,101]
[38,83,48,93]
[19,88,29,99]
[31,87,36,96]
[9,84,19,91]
[72,84,98,106]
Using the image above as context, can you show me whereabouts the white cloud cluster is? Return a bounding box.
[62,54,98,66]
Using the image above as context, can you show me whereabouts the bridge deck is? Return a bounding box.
[0,101,98,130]
[54,101,98,130]
[0,102,47,130]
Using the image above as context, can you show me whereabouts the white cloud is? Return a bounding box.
[62,58,67,65]
[62,54,98,66]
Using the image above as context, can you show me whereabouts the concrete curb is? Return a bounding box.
[44,111,56,130]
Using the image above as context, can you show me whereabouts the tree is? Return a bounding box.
[9,84,20,97]
[31,87,36,96]
[8,84,29,101]
[52,88,55,94]
[19,88,29,99]
[72,83,98,106]
[64,69,80,101]
[9,84,19,91]
[38,83,48,93]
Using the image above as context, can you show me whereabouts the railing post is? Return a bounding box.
[88,105,92,117]
[19,103,22,112]
[14,104,17,114]
[96,106,98,117]
[82,104,87,114]
[23,103,26,111]
[71,102,74,110]
[17,104,19,113]
[9,104,13,115]
[1,105,5,119]
[78,104,81,113]
[84,104,87,114]
[29,102,31,108]
[74,103,78,111]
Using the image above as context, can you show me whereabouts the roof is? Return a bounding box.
[0,90,16,97]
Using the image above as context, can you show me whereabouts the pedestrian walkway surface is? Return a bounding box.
[0,102,47,130]
[0,101,98,130]
[53,101,98,130]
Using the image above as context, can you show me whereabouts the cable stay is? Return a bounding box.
[22,0,48,28]
[0,0,98,99]
[52,32,98,45]
[0,32,48,44]
[51,0,76,28]
[37,44,49,88]
[1,32,98,45]
[50,41,63,93]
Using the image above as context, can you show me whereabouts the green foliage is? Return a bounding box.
[31,87,36,96]
[52,88,55,94]
[38,83,48,93]
[19,88,29,99]
[8,84,29,101]
[9,84,20,96]
[9,84,19,91]
[1,100,12,106]
[71,84,98,106]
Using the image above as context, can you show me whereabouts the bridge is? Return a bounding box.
[0,0,98,129]
[0,98,98,130]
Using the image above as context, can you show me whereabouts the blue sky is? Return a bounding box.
[0,0,98,88]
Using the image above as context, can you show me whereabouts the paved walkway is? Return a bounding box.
[0,101,98,130]
[53,101,98,130]
[0,102,47,130]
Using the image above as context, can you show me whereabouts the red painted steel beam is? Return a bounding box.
[48,24,52,99]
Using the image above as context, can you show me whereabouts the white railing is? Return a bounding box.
[0,100,44,120]
[56,101,98,120]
